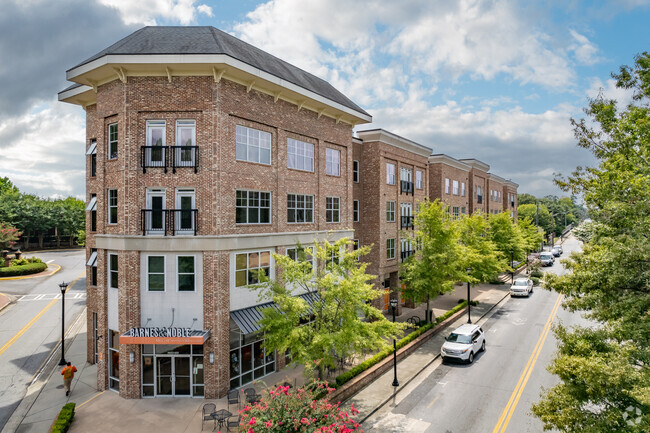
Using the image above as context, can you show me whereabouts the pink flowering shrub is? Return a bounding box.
[238,381,363,432]
[0,222,21,252]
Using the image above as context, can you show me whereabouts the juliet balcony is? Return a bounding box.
[400,249,415,262]
[141,146,199,173]
[400,180,414,196]
[141,209,198,236]
[400,215,414,230]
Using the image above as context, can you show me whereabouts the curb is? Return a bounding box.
[1,308,87,433]
[358,290,511,425]
[0,293,17,313]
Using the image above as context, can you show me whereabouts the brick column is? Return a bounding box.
[118,250,141,398]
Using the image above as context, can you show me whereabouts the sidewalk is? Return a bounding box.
[8,282,512,432]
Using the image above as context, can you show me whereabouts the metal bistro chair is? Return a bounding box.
[226,415,241,432]
[201,403,216,431]
[227,389,240,411]
[244,387,260,404]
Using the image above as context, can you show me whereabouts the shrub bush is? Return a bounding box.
[530,276,540,285]
[50,402,75,433]
[530,269,543,278]
[0,262,47,277]
[335,301,468,387]
[239,382,362,432]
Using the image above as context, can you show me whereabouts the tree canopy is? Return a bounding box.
[532,53,650,432]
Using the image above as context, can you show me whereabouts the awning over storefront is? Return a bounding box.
[230,291,319,335]
[119,327,210,345]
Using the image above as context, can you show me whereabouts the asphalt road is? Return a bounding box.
[364,236,585,433]
[0,249,86,431]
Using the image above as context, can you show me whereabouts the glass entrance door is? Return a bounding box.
[174,357,191,396]
[156,356,173,396]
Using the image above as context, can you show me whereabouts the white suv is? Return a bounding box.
[510,277,534,297]
[441,324,486,364]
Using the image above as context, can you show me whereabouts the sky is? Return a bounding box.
[1,0,648,200]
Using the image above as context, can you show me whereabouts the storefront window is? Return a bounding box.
[140,344,204,398]
[109,330,119,390]
[229,321,276,389]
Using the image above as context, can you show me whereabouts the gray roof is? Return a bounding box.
[70,26,369,116]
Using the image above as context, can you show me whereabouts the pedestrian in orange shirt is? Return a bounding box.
[61,362,77,396]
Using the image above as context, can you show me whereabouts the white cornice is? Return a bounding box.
[488,173,507,184]
[63,54,371,125]
[356,129,432,157]
[505,180,519,188]
[94,229,355,252]
[459,158,490,172]
[428,154,471,171]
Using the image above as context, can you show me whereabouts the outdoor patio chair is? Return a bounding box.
[201,403,216,431]
[227,389,240,411]
[226,415,241,432]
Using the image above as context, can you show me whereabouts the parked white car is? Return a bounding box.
[510,277,534,297]
[441,324,485,364]
[539,252,554,266]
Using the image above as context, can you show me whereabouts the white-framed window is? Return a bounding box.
[235,251,271,287]
[175,188,195,233]
[325,148,340,176]
[287,138,314,172]
[453,180,459,195]
[445,178,450,194]
[147,256,165,291]
[236,125,271,165]
[87,138,97,177]
[401,167,412,182]
[386,163,396,185]
[461,182,466,197]
[453,206,460,219]
[176,120,196,166]
[387,238,395,260]
[386,201,395,222]
[177,255,195,291]
[416,170,423,189]
[286,246,314,272]
[326,197,340,223]
[145,188,166,233]
[477,186,483,197]
[146,120,165,147]
[352,239,359,251]
[353,160,359,183]
[353,200,359,222]
[108,189,117,225]
[108,253,118,289]
[236,190,271,224]
[108,123,118,159]
[401,238,412,254]
[287,194,314,223]
[461,206,466,214]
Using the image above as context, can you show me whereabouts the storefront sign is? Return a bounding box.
[119,327,210,345]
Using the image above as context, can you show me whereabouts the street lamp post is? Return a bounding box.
[511,249,515,285]
[58,281,68,366]
[466,267,472,324]
[390,298,399,387]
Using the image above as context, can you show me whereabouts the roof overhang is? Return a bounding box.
[505,180,519,188]
[488,173,507,184]
[60,54,371,126]
[459,158,490,172]
[356,129,432,157]
[428,154,472,171]
[231,292,319,335]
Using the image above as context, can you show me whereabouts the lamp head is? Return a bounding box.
[389,299,398,308]
[59,281,68,293]
[466,267,472,275]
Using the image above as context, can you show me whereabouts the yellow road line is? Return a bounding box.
[0,271,85,357]
[0,263,61,280]
[77,391,105,409]
[492,293,563,433]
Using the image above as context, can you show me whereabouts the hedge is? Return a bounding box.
[530,276,540,285]
[335,301,468,387]
[0,262,47,277]
[50,403,75,433]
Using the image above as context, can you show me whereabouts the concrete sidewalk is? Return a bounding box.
[8,282,512,433]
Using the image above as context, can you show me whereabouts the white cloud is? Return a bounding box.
[569,30,600,65]
[0,101,85,198]
[99,0,201,25]
[197,4,213,17]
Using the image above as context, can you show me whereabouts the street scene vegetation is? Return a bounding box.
[531,53,650,432]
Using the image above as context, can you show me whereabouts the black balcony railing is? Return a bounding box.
[477,195,483,204]
[141,146,199,173]
[400,180,414,195]
[141,209,198,236]
[400,249,415,262]
[400,215,414,229]
[511,201,515,208]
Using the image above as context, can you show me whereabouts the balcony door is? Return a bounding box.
[175,189,195,233]
[146,189,166,234]
[146,120,166,167]
[175,120,196,168]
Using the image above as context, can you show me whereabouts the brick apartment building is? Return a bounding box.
[59,26,519,400]
[428,154,471,219]
[352,129,431,311]
[59,26,371,399]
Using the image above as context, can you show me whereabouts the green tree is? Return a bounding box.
[517,203,555,235]
[0,177,18,195]
[400,200,466,322]
[516,217,544,254]
[488,212,526,264]
[532,53,650,432]
[254,238,406,380]
[456,211,504,283]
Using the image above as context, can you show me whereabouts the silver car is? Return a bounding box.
[510,277,534,297]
